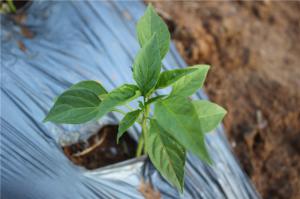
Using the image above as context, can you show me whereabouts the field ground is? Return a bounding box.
[148,1,300,199]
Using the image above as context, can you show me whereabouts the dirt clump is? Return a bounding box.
[147,1,300,199]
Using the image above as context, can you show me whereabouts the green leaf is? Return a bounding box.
[154,96,212,164]
[96,84,141,119]
[155,68,198,89]
[70,80,107,96]
[137,4,170,59]
[133,34,161,96]
[171,65,210,97]
[117,109,141,143]
[146,119,186,192]
[193,100,227,133]
[44,89,101,124]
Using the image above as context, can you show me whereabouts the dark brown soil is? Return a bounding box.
[147,1,300,199]
[62,125,137,170]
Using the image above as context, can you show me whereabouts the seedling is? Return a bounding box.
[44,5,226,192]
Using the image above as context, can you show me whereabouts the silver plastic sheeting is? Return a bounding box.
[1,1,260,199]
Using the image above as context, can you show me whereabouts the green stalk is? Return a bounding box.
[136,135,144,157]
[136,97,150,157]
[7,0,16,13]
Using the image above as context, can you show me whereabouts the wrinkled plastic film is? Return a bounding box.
[1,1,260,199]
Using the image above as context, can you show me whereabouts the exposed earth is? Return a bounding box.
[62,125,136,170]
[147,1,300,199]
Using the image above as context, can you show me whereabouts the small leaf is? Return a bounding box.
[171,65,210,97]
[193,100,227,133]
[70,80,107,96]
[146,119,186,192]
[133,34,161,96]
[154,96,212,164]
[96,84,141,119]
[117,109,141,143]
[155,68,198,89]
[137,4,170,59]
[146,95,166,105]
[138,101,144,110]
[44,89,101,124]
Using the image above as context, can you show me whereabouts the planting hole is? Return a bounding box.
[62,125,137,170]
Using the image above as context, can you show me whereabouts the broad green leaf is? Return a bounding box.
[193,100,227,133]
[155,68,198,89]
[70,80,107,96]
[154,96,212,164]
[96,84,140,119]
[133,34,161,96]
[44,89,100,124]
[117,109,141,143]
[137,4,170,59]
[146,119,186,192]
[171,65,210,97]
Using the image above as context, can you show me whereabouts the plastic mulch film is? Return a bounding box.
[1,1,260,199]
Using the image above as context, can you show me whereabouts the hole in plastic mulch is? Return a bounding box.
[62,125,137,170]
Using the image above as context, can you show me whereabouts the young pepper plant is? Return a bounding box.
[44,5,226,192]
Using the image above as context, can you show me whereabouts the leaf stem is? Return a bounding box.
[125,104,135,111]
[112,108,143,126]
[112,109,127,115]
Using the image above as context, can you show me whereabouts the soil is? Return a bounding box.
[62,125,137,170]
[139,180,161,199]
[147,1,300,199]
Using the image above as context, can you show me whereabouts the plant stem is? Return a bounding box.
[7,0,16,13]
[136,135,144,157]
[136,97,150,157]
